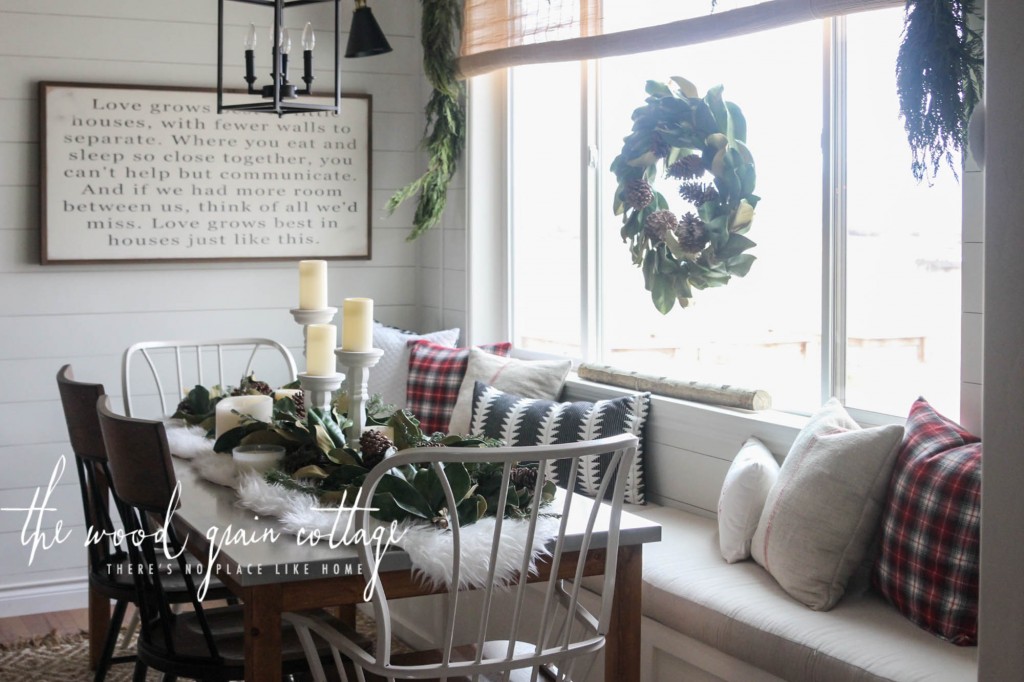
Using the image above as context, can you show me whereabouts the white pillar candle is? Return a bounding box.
[298,260,328,309]
[273,388,303,402]
[214,395,273,439]
[341,297,373,351]
[306,323,338,376]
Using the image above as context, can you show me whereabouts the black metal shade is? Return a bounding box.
[345,6,392,58]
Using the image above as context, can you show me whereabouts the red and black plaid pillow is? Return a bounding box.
[873,397,981,645]
[405,341,511,435]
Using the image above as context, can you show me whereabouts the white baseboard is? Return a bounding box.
[0,579,89,618]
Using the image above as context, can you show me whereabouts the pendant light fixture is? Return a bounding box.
[218,0,392,117]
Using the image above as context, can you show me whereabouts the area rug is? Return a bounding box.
[0,611,402,681]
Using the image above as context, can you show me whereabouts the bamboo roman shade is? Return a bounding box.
[458,0,902,78]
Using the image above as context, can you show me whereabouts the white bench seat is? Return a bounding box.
[605,505,978,682]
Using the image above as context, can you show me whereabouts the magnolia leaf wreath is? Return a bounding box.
[611,78,759,314]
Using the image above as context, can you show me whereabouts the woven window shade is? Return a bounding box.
[458,0,902,78]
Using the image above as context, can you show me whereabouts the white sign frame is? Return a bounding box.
[39,82,372,264]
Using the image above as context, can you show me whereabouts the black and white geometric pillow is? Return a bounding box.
[469,381,650,504]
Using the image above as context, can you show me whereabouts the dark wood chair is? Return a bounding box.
[95,395,356,681]
[57,365,237,681]
[56,364,134,681]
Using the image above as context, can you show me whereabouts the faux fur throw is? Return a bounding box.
[164,421,559,590]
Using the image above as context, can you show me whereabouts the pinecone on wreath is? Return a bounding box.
[359,429,395,470]
[679,181,719,207]
[676,213,709,255]
[644,210,679,243]
[624,179,654,210]
[667,154,705,180]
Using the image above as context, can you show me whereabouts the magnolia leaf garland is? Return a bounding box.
[610,78,759,314]
[386,0,466,242]
[897,0,983,182]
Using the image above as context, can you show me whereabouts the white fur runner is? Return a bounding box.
[164,420,559,589]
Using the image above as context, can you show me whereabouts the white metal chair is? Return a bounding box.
[121,338,297,418]
[285,432,639,682]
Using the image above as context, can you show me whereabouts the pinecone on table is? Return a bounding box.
[510,466,538,491]
[359,429,395,470]
[667,154,705,180]
[679,181,719,207]
[233,375,273,397]
[676,213,709,255]
[624,179,654,210]
[288,391,306,419]
[644,210,679,243]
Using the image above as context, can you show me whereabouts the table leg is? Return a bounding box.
[88,585,110,670]
[606,544,643,682]
[244,586,283,682]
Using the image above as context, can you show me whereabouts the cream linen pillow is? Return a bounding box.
[717,437,780,563]
[447,349,572,435]
[750,398,903,610]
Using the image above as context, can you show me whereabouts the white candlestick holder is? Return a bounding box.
[289,307,338,358]
[297,372,344,415]
[335,348,384,443]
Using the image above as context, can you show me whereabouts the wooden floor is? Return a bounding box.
[0,607,91,647]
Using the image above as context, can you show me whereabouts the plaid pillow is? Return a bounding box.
[873,397,981,645]
[469,381,650,504]
[406,341,511,435]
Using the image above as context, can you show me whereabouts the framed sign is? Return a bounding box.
[39,82,372,264]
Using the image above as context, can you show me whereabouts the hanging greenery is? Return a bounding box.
[386,0,466,242]
[897,0,984,181]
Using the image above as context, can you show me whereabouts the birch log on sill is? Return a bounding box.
[576,363,772,412]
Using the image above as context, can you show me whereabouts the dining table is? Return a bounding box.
[166,458,662,682]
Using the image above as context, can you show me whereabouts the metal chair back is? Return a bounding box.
[287,432,638,682]
[121,337,297,417]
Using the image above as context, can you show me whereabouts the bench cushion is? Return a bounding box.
[615,505,978,682]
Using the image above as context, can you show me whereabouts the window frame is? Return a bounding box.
[467,13,979,428]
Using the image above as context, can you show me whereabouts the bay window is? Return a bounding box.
[505,5,966,420]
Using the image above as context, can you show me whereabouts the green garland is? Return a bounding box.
[897,0,984,181]
[610,78,759,314]
[386,0,466,242]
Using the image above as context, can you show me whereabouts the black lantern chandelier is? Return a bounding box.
[217,0,392,116]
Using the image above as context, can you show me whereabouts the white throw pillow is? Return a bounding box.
[367,324,459,408]
[717,437,779,563]
[447,349,572,435]
[751,398,904,610]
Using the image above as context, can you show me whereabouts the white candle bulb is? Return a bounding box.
[281,28,292,54]
[342,298,374,351]
[302,22,315,51]
[245,23,258,50]
[306,324,337,376]
[298,260,328,309]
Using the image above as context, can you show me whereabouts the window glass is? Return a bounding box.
[844,8,962,417]
[510,61,583,357]
[597,22,824,411]
[504,7,964,418]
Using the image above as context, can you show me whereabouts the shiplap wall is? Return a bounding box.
[0,0,437,615]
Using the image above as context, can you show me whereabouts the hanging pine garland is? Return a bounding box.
[386,0,466,242]
[897,0,984,181]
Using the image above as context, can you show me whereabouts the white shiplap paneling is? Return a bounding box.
[0,0,431,613]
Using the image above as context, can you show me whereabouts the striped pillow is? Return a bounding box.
[469,381,649,504]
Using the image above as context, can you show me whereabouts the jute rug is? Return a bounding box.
[0,612,402,681]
